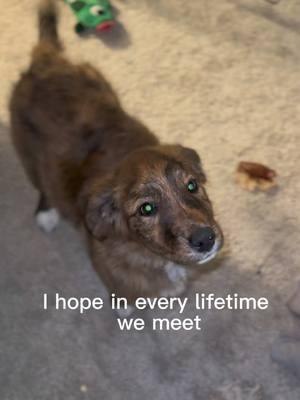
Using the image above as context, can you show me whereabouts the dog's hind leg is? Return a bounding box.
[10,120,59,233]
[35,193,60,233]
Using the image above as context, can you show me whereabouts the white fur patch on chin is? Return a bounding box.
[164,262,187,283]
[160,280,187,298]
[116,305,135,318]
[36,209,60,233]
[162,262,187,297]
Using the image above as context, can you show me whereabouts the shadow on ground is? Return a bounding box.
[1,123,300,399]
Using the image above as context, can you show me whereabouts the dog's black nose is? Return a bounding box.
[189,227,215,253]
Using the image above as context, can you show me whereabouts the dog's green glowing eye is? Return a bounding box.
[187,180,198,193]
[140,202,157,216]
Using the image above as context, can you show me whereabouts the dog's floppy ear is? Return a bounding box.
[178,145,201,164]
[86,190,116,239]
[170,145,207,183]
[80,179,125,240]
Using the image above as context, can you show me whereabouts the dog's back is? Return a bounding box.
[10,1,223,303]
[10,0,157,223]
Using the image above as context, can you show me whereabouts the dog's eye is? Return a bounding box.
[90,5,105,16]
[139,202,157,217]
[187,179,198,193]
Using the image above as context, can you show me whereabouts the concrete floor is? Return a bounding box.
[1,0,300,399]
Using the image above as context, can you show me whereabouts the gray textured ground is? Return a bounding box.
[1,0,300,399]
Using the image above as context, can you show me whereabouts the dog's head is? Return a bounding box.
[82,145,223,265]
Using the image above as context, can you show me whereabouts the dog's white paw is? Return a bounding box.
[36,209,60,233]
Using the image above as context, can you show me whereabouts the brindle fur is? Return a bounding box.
[10,1,223,304]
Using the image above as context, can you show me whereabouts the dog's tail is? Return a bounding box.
[38,0,62,50]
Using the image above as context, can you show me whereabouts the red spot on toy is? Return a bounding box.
[96,20,114,32]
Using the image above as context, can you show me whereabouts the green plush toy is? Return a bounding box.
[64,0,115,34]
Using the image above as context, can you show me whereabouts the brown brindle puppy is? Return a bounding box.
[10,0,223,314]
